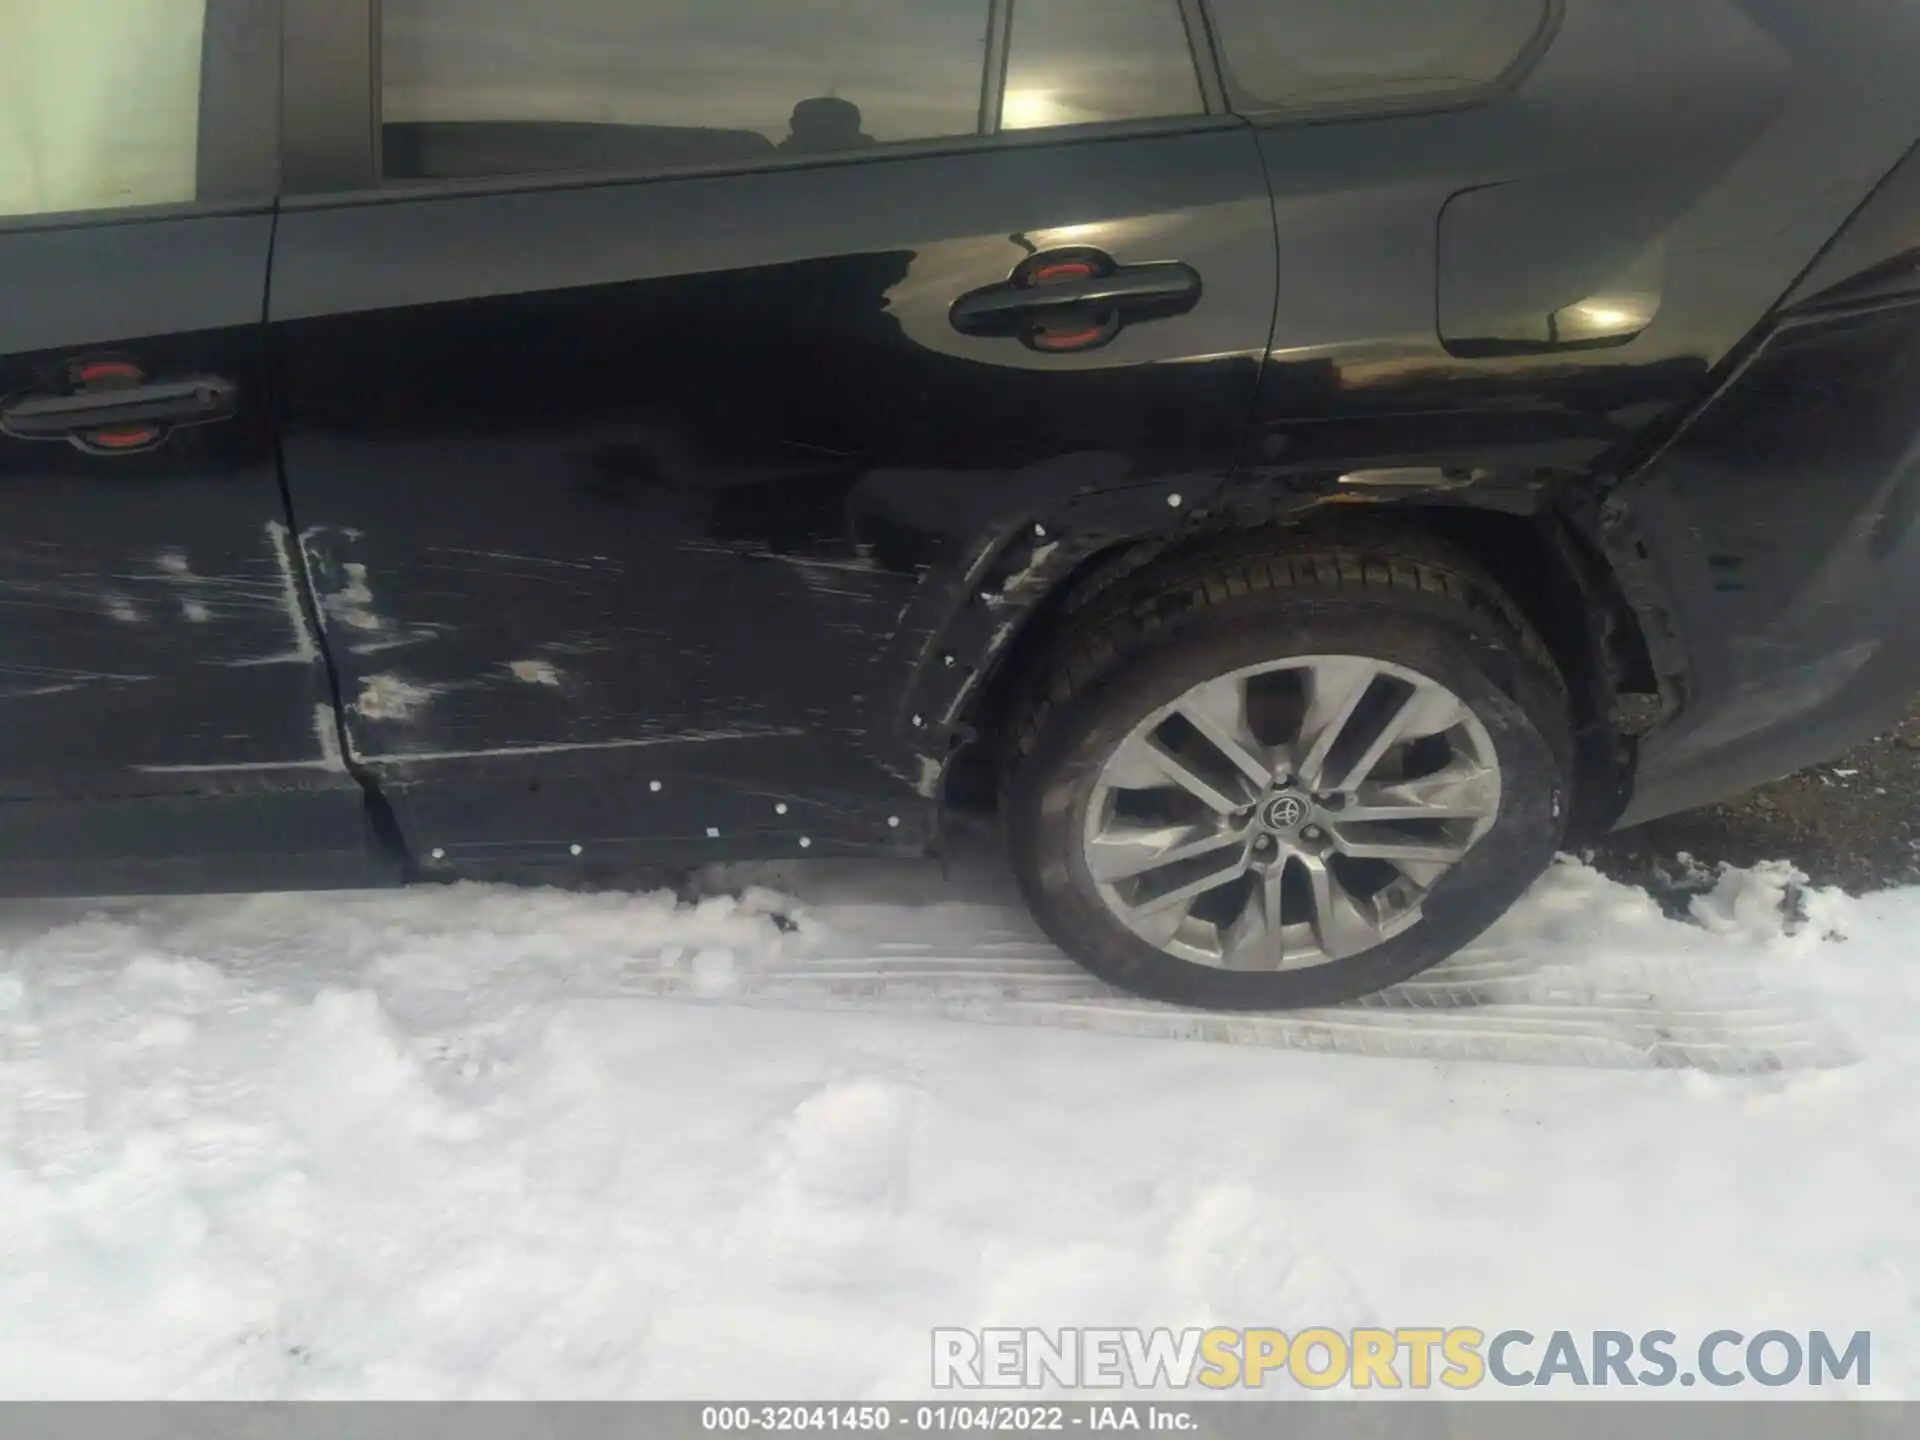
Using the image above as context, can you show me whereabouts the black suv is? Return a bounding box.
[5,0,1920,1008]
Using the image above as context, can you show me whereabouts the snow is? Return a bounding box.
[0,845,1912,1399]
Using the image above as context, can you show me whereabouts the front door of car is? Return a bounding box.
[0,0,378,895]
[269,0,1279,876]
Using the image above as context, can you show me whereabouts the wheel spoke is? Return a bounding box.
[1248,864,1292,970]
[1298,851,1378,960]
[1294,657,1377,789]
[1327,682,1466,792]
[1105,736,1242,814]
[1401,685,1468,740]
[1328,830,1470,867]
[1262,864,1287,937]
[1087,824,1245,883]
[1342,760,1497,822]
[1389,858,1453,890]
[1123,852,1251,923]
[1202,872,1272,972]
[1172,677,1274,791]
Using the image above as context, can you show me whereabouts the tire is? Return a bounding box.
[1001,532,1572,1010]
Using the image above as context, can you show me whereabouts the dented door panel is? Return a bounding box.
[0,212,382,893]
[269,127,1279,872]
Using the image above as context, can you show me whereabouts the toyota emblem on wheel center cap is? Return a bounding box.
[1262,794,1310,832]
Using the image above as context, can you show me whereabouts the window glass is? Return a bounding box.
[1205,0,1549,116]
[382,0,993,182]
[1001,0,1204,131]
[0,0,207,218]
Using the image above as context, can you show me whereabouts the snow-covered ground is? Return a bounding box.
[0,843,1911,1399]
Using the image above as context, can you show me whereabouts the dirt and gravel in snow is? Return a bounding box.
[1589,699,1920,903]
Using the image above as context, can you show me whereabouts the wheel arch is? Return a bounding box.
[941,494,1665,841]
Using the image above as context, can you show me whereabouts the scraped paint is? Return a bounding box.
[354,674,438,722]
[507,659,562,686]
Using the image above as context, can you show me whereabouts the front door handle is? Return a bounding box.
[951,250,1203,353]
[1,368,237,453]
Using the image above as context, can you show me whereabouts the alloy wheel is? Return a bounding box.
[1080,655,1502,972]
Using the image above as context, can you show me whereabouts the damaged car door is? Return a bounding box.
[269,0,1278,878]
[0,0,379,896]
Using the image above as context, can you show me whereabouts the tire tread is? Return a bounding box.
[1004,530,1561,784]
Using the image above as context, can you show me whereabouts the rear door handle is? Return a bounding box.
[951,252,1203,353]
[1,374,237,451]
[953,265,1202,327]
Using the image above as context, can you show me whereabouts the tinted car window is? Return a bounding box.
[382,0,994,182]
[0,0,207,218]
[1001,0,1204,131]
[1205,0,1550,116]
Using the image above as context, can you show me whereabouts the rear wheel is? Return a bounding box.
[1002,535,1571,1009]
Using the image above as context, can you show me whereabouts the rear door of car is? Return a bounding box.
[0,0,379,895]
[269,0,1279,878]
